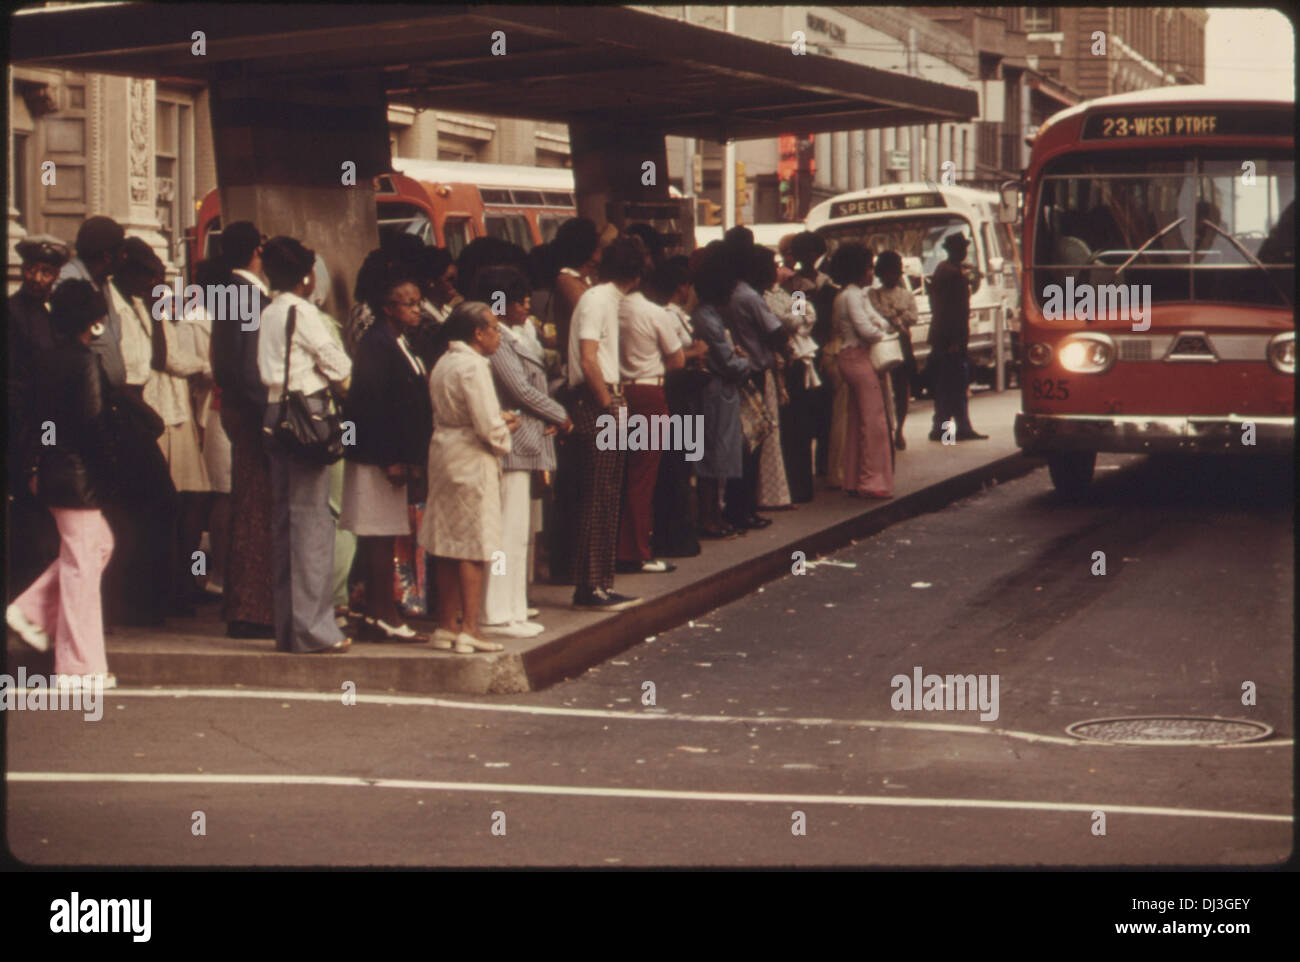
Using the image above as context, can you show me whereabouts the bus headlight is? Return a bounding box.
[1268,331,1295,374]
[1025,342,1052,367]
[1057,333,1115,373]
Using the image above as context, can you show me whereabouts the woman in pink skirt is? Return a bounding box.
[829,243,894,499]
[7,280,121,688]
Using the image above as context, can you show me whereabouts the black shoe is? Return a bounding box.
[895,433,907,450]
[227,620,275,639]
[956,430,989,441]
[928,429,945,442]
[572,587,643,611]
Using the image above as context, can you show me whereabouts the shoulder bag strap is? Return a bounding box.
[281,305,297,399]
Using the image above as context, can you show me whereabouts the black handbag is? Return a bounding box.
[265,305,345,464]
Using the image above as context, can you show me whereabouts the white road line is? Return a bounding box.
[87,687,1086,745]
[6,772,1290,823]
[87,687,1293,748]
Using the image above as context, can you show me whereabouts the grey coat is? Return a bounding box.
[489,324,568,472]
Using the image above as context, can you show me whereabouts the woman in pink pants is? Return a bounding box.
[7,280,120,688]
[829,243,894,499]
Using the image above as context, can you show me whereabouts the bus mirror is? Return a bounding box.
[998,181,1019,224]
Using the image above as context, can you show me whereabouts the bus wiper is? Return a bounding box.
[1199,219,1293,308]
[1113,216,1185,276]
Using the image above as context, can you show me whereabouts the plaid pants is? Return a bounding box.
[571,390,627,592]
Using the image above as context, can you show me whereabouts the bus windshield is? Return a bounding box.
[819,214,979,275]
[1032,150,1294,308]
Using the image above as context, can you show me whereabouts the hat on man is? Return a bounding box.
[942,232,970,253]
[120,236,166,276]
[16,234,72,268]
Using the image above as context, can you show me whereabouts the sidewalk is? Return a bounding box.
[7,390,1038,695]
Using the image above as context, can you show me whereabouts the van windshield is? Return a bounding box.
[819,214,981,275]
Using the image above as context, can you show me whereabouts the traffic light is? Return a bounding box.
[736,160,748,209]
[700,198,722,226]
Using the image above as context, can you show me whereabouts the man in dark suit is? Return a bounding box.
[210,221,277,638]
[927,233,987,442]
[7,236,71,598]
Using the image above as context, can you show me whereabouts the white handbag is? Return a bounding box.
[870,333,903,373]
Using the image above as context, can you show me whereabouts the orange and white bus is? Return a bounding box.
[1007,85,1294,494]
[185,160,578,277]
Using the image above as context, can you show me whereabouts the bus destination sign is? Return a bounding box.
[829,192,946,219]
[1081,108,1293,140]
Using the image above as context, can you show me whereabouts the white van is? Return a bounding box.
[805,183,1020,388]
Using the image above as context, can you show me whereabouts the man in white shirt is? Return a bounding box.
[615,253,685,576]
[566,237,646,611]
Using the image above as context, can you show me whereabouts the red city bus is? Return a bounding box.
[1005,86,1294,494]
[184,161,578,279]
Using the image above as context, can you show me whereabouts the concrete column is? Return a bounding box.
[849,130,866,192]
[833,132,849,194]
[209,69,390,321]
[567,121,671,234]
[866,129,880,189]
[7,66,26,278]
[814,132,831,189]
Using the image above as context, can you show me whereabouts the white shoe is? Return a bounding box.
[481,621,544,639]
[52,673,116,691]
[431,628,458,650]
[527,607,540,618]
[203,581,224,596]
[373,619,419,640]
[6,604,50,652]
[456,631,504,653]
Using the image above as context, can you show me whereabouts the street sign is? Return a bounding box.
[692,153,703,194]
[887,150,910,171]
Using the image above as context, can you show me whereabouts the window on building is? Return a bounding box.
[155,94,194,267]
[1022,8,1055,32]
[12,132,29,229]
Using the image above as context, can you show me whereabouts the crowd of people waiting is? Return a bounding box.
[6,212,986,684]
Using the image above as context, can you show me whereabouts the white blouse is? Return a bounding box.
[258,291,353,401]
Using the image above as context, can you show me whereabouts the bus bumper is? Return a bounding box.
[1015,413,1294,454]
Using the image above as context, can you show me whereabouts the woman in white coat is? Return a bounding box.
[419,301,520,653]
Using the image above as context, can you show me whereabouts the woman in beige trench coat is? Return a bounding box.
[418,301,520,653]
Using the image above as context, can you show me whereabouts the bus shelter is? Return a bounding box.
[12,3,978,314]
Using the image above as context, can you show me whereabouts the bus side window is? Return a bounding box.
[485,213,534,251]
[443,217,471,259]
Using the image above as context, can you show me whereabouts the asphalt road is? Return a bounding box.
[6,453,1293,867]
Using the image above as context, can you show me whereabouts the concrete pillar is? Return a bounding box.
[209,70,390,321]
[866,129,880,188]
[567,121,671,234]
[814,132,831,189]
[850,130,866,192]
[7,66,26,277]
[833,132,849,194]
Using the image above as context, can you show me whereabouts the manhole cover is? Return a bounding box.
[1065,715,1273,746]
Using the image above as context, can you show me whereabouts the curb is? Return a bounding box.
[8,452,1043,696]
[521,452,1042,689]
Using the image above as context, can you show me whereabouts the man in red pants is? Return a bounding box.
[615,242,686,575]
